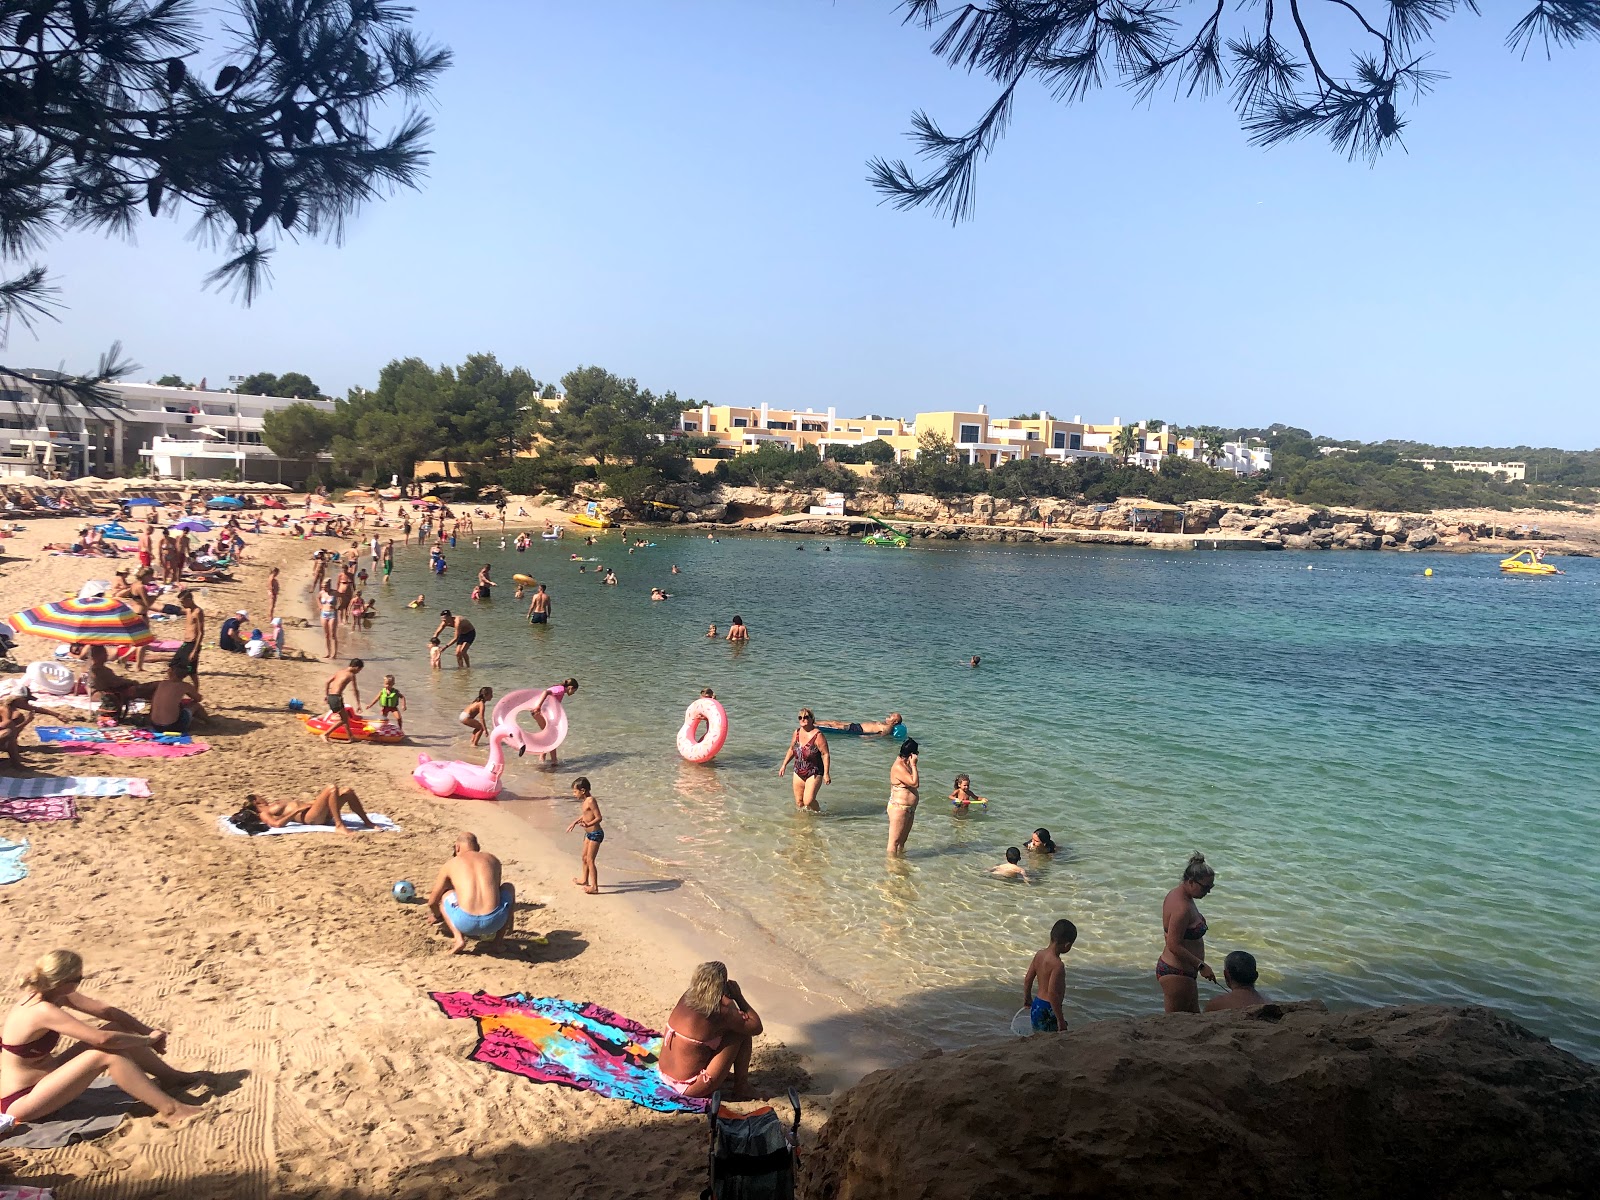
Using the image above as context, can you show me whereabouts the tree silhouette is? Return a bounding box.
[871,1,1599,221]
[0,0,449,418]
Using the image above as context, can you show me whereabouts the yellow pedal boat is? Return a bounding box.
[1500,550,1560,575]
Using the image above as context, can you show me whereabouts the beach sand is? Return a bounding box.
[0,510,818,1199]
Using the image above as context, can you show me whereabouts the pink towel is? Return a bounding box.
[55,742,207,759]
[0,796,77,822]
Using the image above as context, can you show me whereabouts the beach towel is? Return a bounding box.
[35,727,207,758]
[0,1078,138,1147]
[0,837,27,884]
[0,796,76,822]
[430,991,707,1113]
[0,1185,55,1199]
[0,777,150,799]
[217,812,399,837]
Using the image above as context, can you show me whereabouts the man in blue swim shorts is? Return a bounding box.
[1022,918,1076,1033]
[426,831,516,954]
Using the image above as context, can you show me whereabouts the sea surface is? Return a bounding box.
[345,526,1600,1059]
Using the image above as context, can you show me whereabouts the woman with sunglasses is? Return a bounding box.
[1157,852,1219,1012]
[778,708,830,811]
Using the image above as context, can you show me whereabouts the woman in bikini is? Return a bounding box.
[319,582,339,660]
[887,737,920,855]
[0,950,204,1125]
[1158,851,1219,1012]
[248,784,378,832]
[778,708,830,811]
[461,686,493,747]
[657,961,763,1100]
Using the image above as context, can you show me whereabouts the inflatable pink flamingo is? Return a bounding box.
[413,683,574,799]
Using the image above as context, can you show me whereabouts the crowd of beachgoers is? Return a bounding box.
[0,481,1300,1197]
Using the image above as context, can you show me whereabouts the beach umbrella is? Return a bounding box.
[124,497,161,507]
[206,496,244,509]
[171,518,212,532]
[10,596,152,646]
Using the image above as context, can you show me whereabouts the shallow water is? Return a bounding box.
[346,528,1600,1058]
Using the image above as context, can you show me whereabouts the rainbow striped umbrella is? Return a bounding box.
[9,596,153,646]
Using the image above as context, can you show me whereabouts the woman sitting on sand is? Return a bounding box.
[1158,852,1219,1013]
[248,784,378,832]
[0,950,204,1124]
[657,961,763,1100]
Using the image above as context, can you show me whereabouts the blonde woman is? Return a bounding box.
[0,950,204,1124]
[657,961,763,1100]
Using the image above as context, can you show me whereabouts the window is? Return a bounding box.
[958,424,980,444]
[1069,433,1082,450]
[1052,432,1066,449]
[707,424,717,432]
[681,421,698,431]
[732,417,748,428]
[847,426,862,433]
[801,423,824,433]
[876,428,894,437]
[767,420,794,430]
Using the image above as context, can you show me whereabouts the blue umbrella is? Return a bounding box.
[124,497,160,507]
[206,496,244,509]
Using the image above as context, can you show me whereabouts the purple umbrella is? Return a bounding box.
[171,518,212,532]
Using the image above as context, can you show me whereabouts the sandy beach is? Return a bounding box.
[0,509,817,1199]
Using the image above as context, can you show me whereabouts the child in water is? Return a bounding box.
[428,636,443,671]
[950,774,988,810]
[461,686,493,747]
[1022,919,1076,1033]
[989,847,1028,881]
[408,594,426,609]
[706,623,718,638]
[367,673,407,730]
[565,776,604,895]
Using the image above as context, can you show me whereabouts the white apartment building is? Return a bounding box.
[0,375,335,483]
[1410,458,1526,482]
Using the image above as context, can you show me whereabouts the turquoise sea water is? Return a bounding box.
[352,530,1600,1059]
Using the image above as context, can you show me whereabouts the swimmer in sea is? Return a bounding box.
[707,623,718,639]
[989,847,1027,880]
[778,708,829,812]
[968,655,981,668]
[814,712,904,738]
[1204,951,1270,1012]
[1026,828,1057,854]
[949,773,987,810]
[407,594,425,609]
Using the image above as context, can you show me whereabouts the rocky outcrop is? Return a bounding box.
[802,1005,1600,1200]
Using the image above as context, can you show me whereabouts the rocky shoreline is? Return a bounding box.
[537,484,1596,556]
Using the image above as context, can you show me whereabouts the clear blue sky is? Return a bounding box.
[16,2,1600,446]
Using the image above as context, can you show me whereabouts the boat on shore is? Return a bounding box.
[572,513,611,530]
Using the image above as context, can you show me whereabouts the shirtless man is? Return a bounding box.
[425,832,515,954]
[173,589,204,681]
[322,659,363,741]
[87,646,156,709]
[248,783,378,833]
[0,690,34,767]
[149,662,205,734]
[815,711,904,737]
[527,584,551,625]
[1205,951,1270,1012]
[1022,919,1076,1033]
[431,610,475,667]
[136,521,156,574]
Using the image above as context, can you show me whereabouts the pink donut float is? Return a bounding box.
[677,697,727,764]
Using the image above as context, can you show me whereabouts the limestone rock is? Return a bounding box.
[803,1005,1600,1200]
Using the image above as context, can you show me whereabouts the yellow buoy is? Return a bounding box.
[1424,568,1433,577]
[512,573,535,585]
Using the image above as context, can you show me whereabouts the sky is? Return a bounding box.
[13,2,1600,446]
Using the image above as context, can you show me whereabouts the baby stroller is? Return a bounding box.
[699,1089,801,1200]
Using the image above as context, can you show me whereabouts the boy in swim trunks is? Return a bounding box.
[1023,918,1076,1033]
[321,659,364,742]
[565,776,604,894]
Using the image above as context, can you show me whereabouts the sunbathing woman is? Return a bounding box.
[248,784,378,833]
[0,950,204,1124]
[657,961,763,1100]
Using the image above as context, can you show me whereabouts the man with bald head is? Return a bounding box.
[425,832,515,954]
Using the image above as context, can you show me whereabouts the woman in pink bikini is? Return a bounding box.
[1157,852,1219,1013]
[657,961,763,1100]
[0,950,205,1125]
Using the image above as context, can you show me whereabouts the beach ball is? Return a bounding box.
[392,880,416,902]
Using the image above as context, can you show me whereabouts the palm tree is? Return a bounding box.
[1203,430,1229,468]
[1112,425,1141,465]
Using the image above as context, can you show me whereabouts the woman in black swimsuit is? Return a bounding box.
[0,950,203,1123]
[1157,852,1218,1012]
[778,708,830,811]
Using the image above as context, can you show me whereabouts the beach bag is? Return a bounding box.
[226,804,269,836]
[699,1089,800,1200]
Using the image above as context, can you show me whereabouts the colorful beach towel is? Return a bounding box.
[36,727,207,758]
[0,777,150,799]
[217,812,399,837]
[430,991,706,1113]
[0,796,76,822]
[0,837,28,885]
